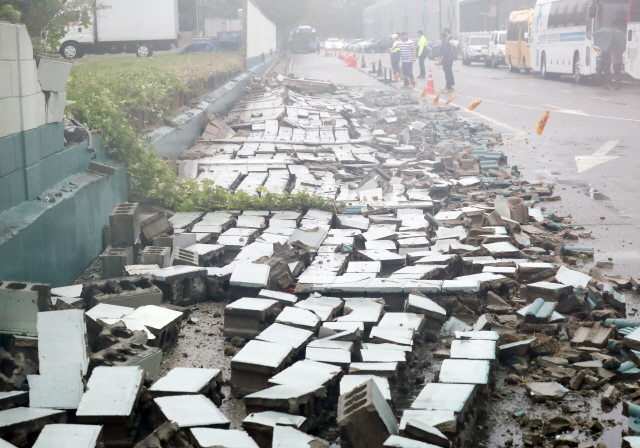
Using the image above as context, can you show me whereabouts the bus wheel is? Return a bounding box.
[509,57,518,73]
[573,53,584,84]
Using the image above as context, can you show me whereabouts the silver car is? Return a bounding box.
[462,36,490,65]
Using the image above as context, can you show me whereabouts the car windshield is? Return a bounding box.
[469,37,490,46]
[498,33,506,44]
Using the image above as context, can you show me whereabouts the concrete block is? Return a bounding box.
[125,305,184,350]
[40,152,62,190]
[88,161,117,176]
[224,297,280,339]
[0,391,29,411]
[32,424,102,448]
[171,247,200,267]
[149,367,223,405]
[140,212,173,243]
[45,92,66,123]
[0,176,11,213]
[243,384,326,424]
[23,127,42,166]
[0,132,18,175]
[27,364,84,410]
[21,92,46,132]
[271,425,329,448]
[16,24,33,60]
[25,162,42,198]
[7,169,26,208]
[76,366,144,446]
[38,309,89,375]
[83,275,164,309]
[0,97,21,139]
[0,281,52,336]
[101,246,134,279]
[12,133,24,169]
[19,60,40,96]
[153,233,197,252]
[141,246,172,268]
[0,61,19,99]
[37,58,72,92]
[191,428,259,448]
[0,408,67,445]
[0,22,18,61]
[109,202,141,246]
[231,340,293,396]
[337,379,399,447]
[155,395,230,429]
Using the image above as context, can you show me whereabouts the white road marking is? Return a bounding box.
[575,140,620,173]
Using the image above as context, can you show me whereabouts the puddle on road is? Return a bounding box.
[586,188,610,201]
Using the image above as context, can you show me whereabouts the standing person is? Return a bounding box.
[417,30,428,79]
[611,50,623,90]
[438,28,455,92]
[398,31,416,88]
[390,34,401,80]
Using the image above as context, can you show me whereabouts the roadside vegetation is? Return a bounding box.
[65,53,339,212]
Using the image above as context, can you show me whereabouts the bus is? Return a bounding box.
[625,0,640,78]
[506,9,534,73]
[530,0,630,82]
[290,26,318,54]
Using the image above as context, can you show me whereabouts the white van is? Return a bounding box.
[485,30,507,67]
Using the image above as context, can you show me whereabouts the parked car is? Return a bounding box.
[427,39,459,60]
[360,37,388,53]
[354,39,373,52]
[462,36,490,65]
[346,39,363,51]
[179,42,216,54]
[324,38,343,50]
[485,30,507,68]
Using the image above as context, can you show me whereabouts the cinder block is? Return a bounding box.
[109,202,141,246]
[101,246,134,279]
[0,22,18,61]
[25,162,42,198]
[337,379,399,447]
[140,212,173,244]
[45,92,66,124]
[0,61,19,99]
[21,93,46,132]
[0,175,11,212]
[0,97,21,139]
[171,247,200,267]
[13,133,24,169]
[37,58,72,92]
[7,169,26,207]
[40,122,63,158]
[141,246,172,268]
[23,128,42,166]
[0,281,52,336]
[40,152,62,191]
[19,60,40,96]
[16,24,33,61]
[88,161,116,176]
[0,133,16,176]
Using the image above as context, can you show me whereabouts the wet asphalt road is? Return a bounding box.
[292,53,640,279]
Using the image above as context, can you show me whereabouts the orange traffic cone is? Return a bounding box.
[426,70,436,94]
[433,91,441,105]
[408,79,415,89]
[421,87,428,98]
[393,72,399,82]
[445,93,457,106]
[537,110,550,135]
[468,99,482,111]
[345,54,353,66]
[347,55,358,68]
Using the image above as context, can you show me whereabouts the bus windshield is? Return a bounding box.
[596,0,630,31]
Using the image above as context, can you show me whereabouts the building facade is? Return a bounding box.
[362,0,459,42]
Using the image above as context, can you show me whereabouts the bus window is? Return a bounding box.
[631,0,640,21]
[548,1,561,28]
[596,0,629,32]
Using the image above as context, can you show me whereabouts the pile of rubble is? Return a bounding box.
[2,74,640,448]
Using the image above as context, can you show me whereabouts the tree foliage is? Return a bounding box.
[0,0,91,49]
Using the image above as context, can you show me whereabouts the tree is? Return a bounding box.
[0,0,91,49]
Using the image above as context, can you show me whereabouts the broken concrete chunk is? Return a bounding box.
[149,367,222,404]
[272,424,329,448]
[32,424,102,448]
[224,298,281,339]
[523,382,568,402]
[190,428,259,448]
[155,394,229,429]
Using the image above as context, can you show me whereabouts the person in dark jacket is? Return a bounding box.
[437,28,455,92]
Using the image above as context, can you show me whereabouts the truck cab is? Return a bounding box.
[59,23,95,59]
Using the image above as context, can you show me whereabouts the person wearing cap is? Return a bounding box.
[390,34,401,80]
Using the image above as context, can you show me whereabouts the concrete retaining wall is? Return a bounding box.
[147,55,278,159]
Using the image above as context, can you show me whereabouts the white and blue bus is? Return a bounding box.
[531,0,630,82]
[625,0,640,79]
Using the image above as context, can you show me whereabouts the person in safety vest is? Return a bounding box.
[390,34,401,79]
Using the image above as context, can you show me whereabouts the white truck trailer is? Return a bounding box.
[59,0,179,58]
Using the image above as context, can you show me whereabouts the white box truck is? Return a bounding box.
[59,0,179,58]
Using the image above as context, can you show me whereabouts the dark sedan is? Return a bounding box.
[360,37,389,53]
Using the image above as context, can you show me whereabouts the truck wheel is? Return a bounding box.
[136,45,153,57]
[60,42,82,59]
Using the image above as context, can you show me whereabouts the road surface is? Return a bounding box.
[292,52,640,278]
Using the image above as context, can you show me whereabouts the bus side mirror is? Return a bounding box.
[524,32,529,40]
[587,4,596,18]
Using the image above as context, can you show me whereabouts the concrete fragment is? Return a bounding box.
[149,367,223,405]
[154,394,230,429]
[523,382,568,402]
[272,424,329,448]
[109,202,140,246]
[32,424,102,448]
[224,298,281,339]
[191,428,259,448]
